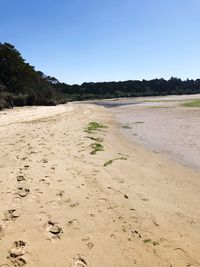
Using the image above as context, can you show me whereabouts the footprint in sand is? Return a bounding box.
[69,202,79,208]
[81,238,94,250]
[86,242,94,250]
[3,209,20,221]
[56,190,64,198]
[130,230,142,239]
[98,198,107,203]
[72,255,90,267]
[46,221,63,239]
[17,187,30,198]
[16,175,26,182]
[8,240,29,266]
[67,219,80,229]
[23,165,29,170]
[20,157,27,161]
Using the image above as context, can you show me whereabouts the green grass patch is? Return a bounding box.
[90,143,104,155]
[85,122,107,134]
[103,160,114,167]
[182,99,200,107]
[119,156,128,160]
[103,156,128,167]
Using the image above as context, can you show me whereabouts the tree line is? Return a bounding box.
[0,42,65,109]
[55,78,200,101]
[1,42,200,109]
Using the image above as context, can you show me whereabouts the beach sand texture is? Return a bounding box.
[0,103,200,266]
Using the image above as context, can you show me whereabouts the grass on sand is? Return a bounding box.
[90,143,104,155]
[182,99,200,107]
[103,156,128,167]
[85,122,107,134]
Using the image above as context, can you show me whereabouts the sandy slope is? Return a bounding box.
[0,104,200,267]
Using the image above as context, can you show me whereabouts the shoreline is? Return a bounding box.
[94,94,200,171]
[0,103,200,266]
[111,105,200,171]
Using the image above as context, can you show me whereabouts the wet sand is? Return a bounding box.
[0,103,200,267]
[106,94,200,170]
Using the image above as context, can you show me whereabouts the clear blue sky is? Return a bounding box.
[1,0,200,84]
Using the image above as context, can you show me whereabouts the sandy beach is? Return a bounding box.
[0,103,200,267]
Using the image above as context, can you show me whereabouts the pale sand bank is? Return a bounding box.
[0,103,200,266]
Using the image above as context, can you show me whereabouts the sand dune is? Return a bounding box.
[0,103,200,267]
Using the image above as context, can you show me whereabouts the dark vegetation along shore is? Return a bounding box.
[1,42,200,110]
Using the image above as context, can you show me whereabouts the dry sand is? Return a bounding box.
[0,103,200,267]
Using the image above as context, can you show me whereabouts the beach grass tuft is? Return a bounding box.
[103,156,128,167]
[103,160,114,167]
[85,122,107,134]
[90,143,104,154]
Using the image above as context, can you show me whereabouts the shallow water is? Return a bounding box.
[91,95,200,171]
[87,100,140,108]
[111,105,200,170]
